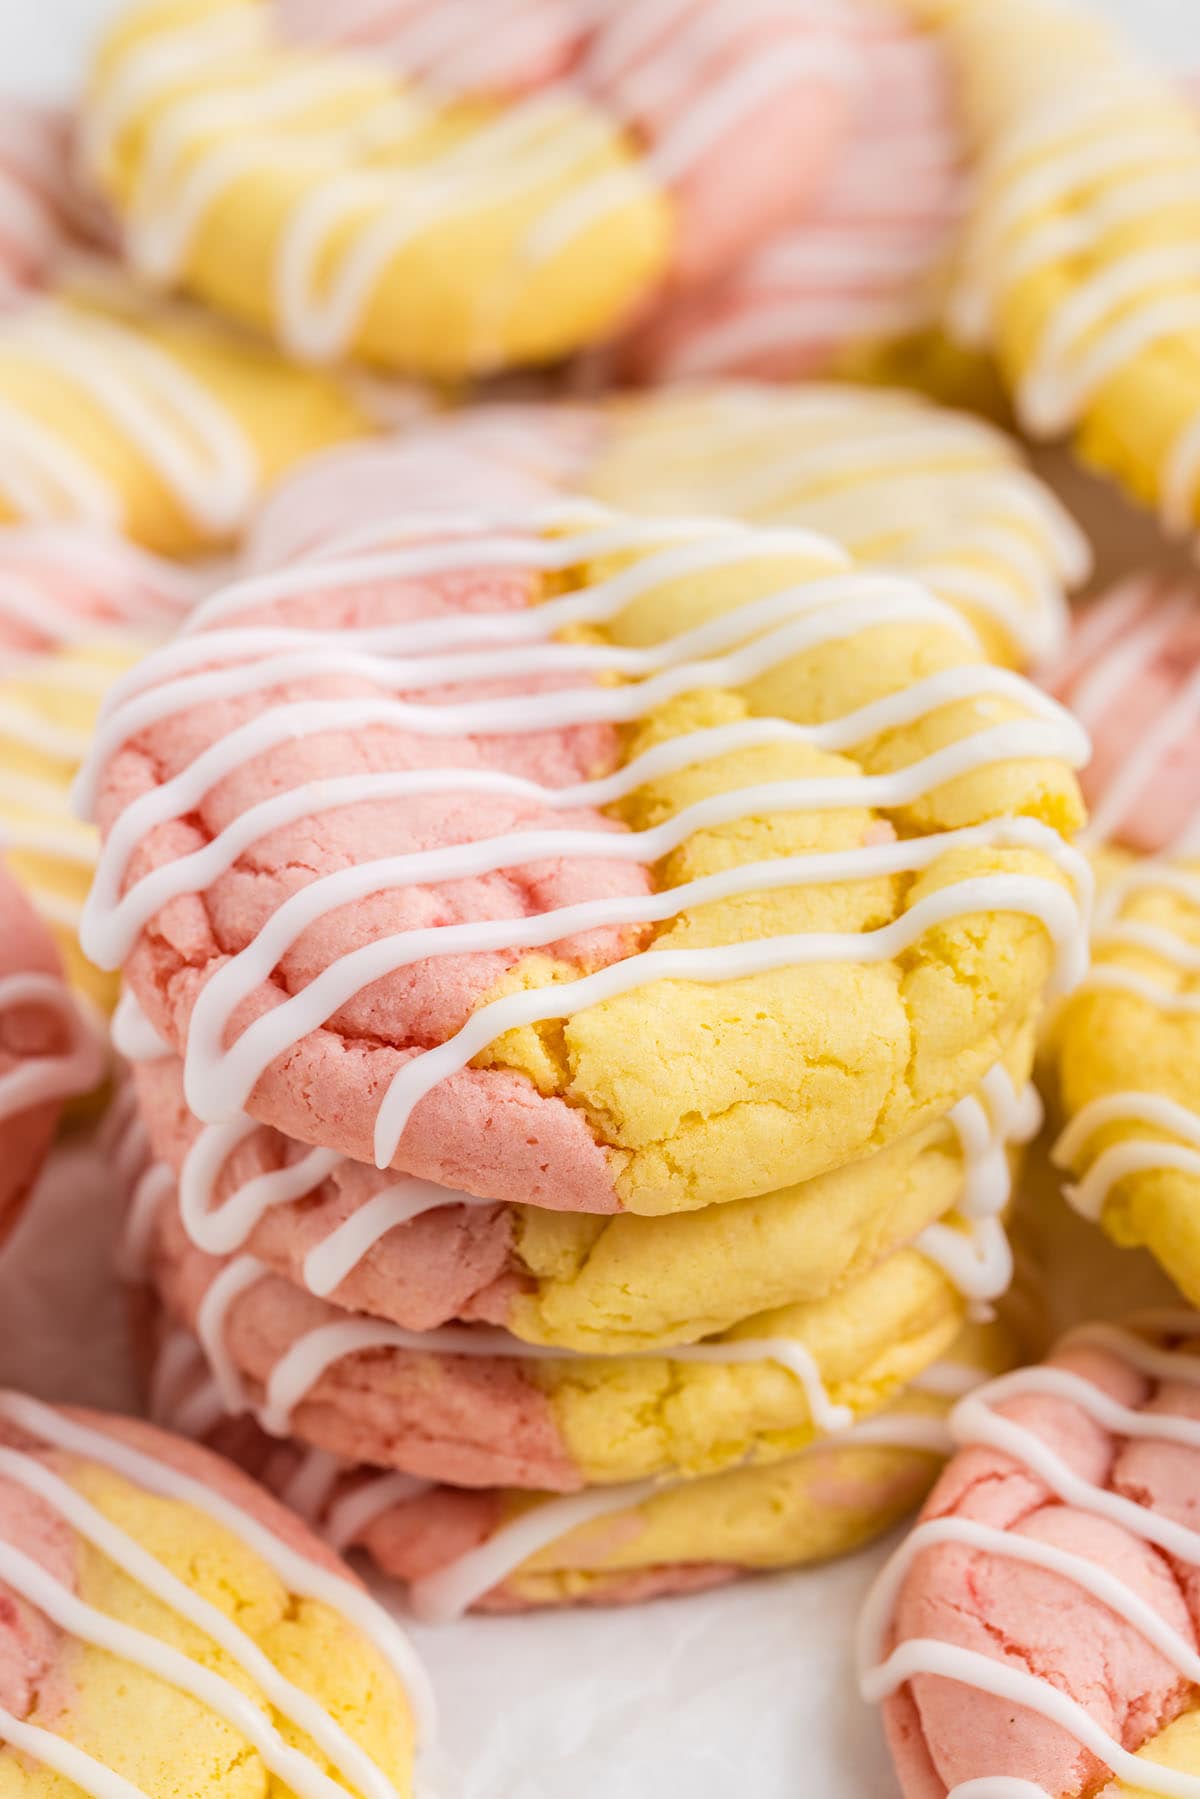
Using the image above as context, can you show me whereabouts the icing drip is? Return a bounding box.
[0,1388,434,1792]
[76,508,1090,1171]
[0,302,258,534]
[860,1315,1200,1799]
[915,1068,1041,1316]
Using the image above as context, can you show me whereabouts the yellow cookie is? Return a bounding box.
[1050,853,1200,1306]
[908,0,1200,537]
[84,0,671,380]
[0,276,373,555]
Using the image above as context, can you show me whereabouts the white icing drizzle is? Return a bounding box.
[75,509,1089,1172]
[0,301,258,535]
[0,526,203,647]
[915,1069,1041,1316]
[647,14,963,378]
[0,971,107,1118]
[0,1390,436,1773]
[859,1315,1200,1799]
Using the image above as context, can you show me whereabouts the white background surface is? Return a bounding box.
[0,3,1191,1798]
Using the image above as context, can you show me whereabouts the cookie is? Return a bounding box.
[123,1003,1038,1354]
[1044,573,1200,858]
[79,504,1089,1217]
[277,0,862,296]
[0,865,105,1245]
[925,0,1200,537]
[251,385,1090,669]
[584,384,1089,667]
[863,1313,1200,1799]
[1051,854,1200,1309]
[0,277,372,555]
[0,1388,430,1795]
[620,2,964,383]
[83,0,679,379]
[151,1316,1012,1615]
[0,103,71,299]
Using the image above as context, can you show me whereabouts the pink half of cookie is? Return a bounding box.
[621,6,963,380]
[241,420,590,572]
[0,524,202,655]
[1043,573,1200,855]
[130,1053,525,1330]
[0,864,100,1247]
[273,0,859,293]
[146,1199,579,1490]
[0,1395,376,1728]
[0,101,70,298]
[90,556,657,1212]
[878,1332,1200,1798]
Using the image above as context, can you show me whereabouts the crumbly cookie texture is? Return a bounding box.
[92,518,1085,1217]
[86,0,672,380]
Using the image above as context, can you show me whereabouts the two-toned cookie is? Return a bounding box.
[81,0,882,380]
[147,1315,1012,1617]
[0,1387,432,1795]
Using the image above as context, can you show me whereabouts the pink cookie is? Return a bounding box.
[243,414,598,571]
[866,1316,1200,1799]
[0,863,105,1246]
[1043,573,1200,857]
[275,0,859,294]
[0,103,71,301]
[621,6,963,380]
[0,524,202,656]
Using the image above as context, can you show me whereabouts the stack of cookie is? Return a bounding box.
[79,496,1090,1612]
